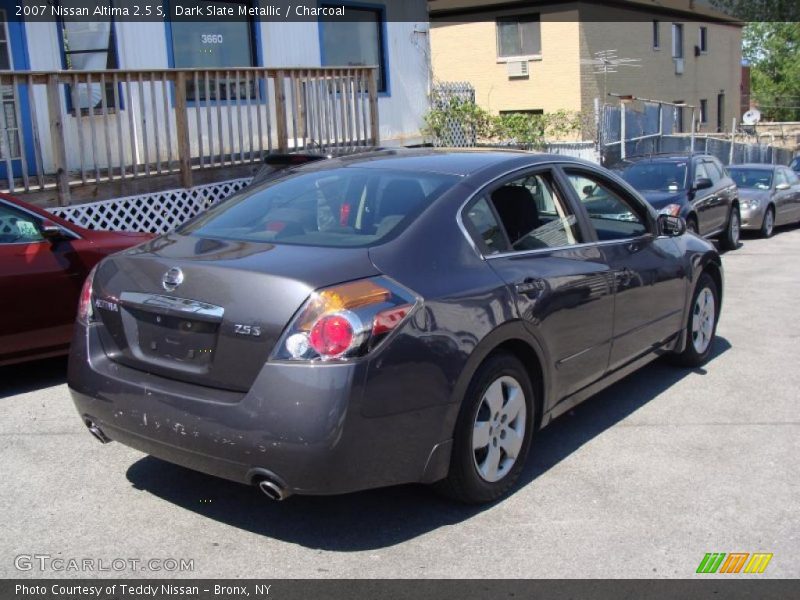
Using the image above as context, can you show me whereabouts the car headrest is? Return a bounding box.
[379,179,427,218]
[490,185,539,246]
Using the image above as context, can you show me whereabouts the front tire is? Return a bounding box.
[720,206,740,250]
[760,206,775,238]
[436,352,535,504]
[686,215,699,235]
[670,272,719,368]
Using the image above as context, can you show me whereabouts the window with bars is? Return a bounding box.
[168,0,258,102]
[58,2,119,111]
[0,10,21,161]
[320,5,387,93]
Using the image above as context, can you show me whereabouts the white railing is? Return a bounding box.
[0,66,379,204]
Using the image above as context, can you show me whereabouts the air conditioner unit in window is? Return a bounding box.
[674,57,685,74]
[507,60,529,78]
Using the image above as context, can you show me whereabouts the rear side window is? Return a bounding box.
[181,167,459,247]
[565,170,649,240]
[463,197,510,255]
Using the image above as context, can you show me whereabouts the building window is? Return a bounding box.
[58,1,118,111]
[0,10,21,161]
[498,109,544,115]
[168,0,258,101]
[496,15,541,58]
[320,5,387,93]
[673,101,685,133]
[652,20,660,49]
[699,99,708,124]
[699,26,708,53]
[672,23,684,59]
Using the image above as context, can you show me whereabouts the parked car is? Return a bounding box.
[728,164,800,237]
[618,153,740,250]
[0,193,153,366]
[69,150,723,504]
[790,156,800,174]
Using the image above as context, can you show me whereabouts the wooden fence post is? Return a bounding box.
[274,70,289,152]
[367,68,379,146]
[174,71,193,189]
[46,74,70,206]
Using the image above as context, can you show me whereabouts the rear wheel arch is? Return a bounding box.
[450,324,549,434]
[491,339,545,431]
[702,258,723,311]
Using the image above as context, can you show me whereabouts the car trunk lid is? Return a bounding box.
[92,234,379,391]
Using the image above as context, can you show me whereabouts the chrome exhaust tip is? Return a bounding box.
[84,419,111,444]
[257,479,288,501]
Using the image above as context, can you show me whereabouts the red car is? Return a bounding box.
[0,193,153,366]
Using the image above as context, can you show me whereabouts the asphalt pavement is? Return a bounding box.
[1,226,798,579]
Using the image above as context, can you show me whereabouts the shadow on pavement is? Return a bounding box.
[0,356,68,399]
[126,338,731,551]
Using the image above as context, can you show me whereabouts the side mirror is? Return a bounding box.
[775,182,791,191]
[657,214,687,237]
[39,218,67,241]
[693,177,713,191]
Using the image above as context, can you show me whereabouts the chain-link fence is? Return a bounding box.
[600,99,794,167]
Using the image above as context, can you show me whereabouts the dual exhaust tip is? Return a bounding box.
[257,479,289,501]
[84,419,111,444]
[250,468,291,501]
[85,420,290,501]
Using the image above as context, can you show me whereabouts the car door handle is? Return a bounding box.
[514,278,546,298]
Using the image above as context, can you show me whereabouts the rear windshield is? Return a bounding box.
[728,168,772,190]
[180,167,460,247]
[620,161,687,191]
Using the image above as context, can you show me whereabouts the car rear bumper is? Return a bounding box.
[68,323,454,495]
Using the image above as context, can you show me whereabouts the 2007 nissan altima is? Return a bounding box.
[68,149,722,504]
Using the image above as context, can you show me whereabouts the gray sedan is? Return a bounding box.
[729,164,800,237]
[68,150,723,504]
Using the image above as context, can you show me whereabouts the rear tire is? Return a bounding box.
[720,206,740,250]
[670,272,719,368]
[435,352,535,504]
[760,206,775,238]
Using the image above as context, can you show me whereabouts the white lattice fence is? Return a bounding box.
[48,178,252,234]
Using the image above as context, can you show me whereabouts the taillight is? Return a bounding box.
[273,276,418,362]
[77,266,98,325]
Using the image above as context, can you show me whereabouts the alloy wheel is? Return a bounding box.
[691,287,715,354]
[730,211,740,245]
[764,209,774,237]
[472,376,527,483]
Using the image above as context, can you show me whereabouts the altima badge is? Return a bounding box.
[162,267,184,291]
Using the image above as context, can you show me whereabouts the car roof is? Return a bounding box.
[728,163,778,171]
[625,153,711,164]
[291,147,592,177]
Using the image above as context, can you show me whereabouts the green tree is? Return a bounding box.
[742,23,800,121]
[710,0,799,21]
